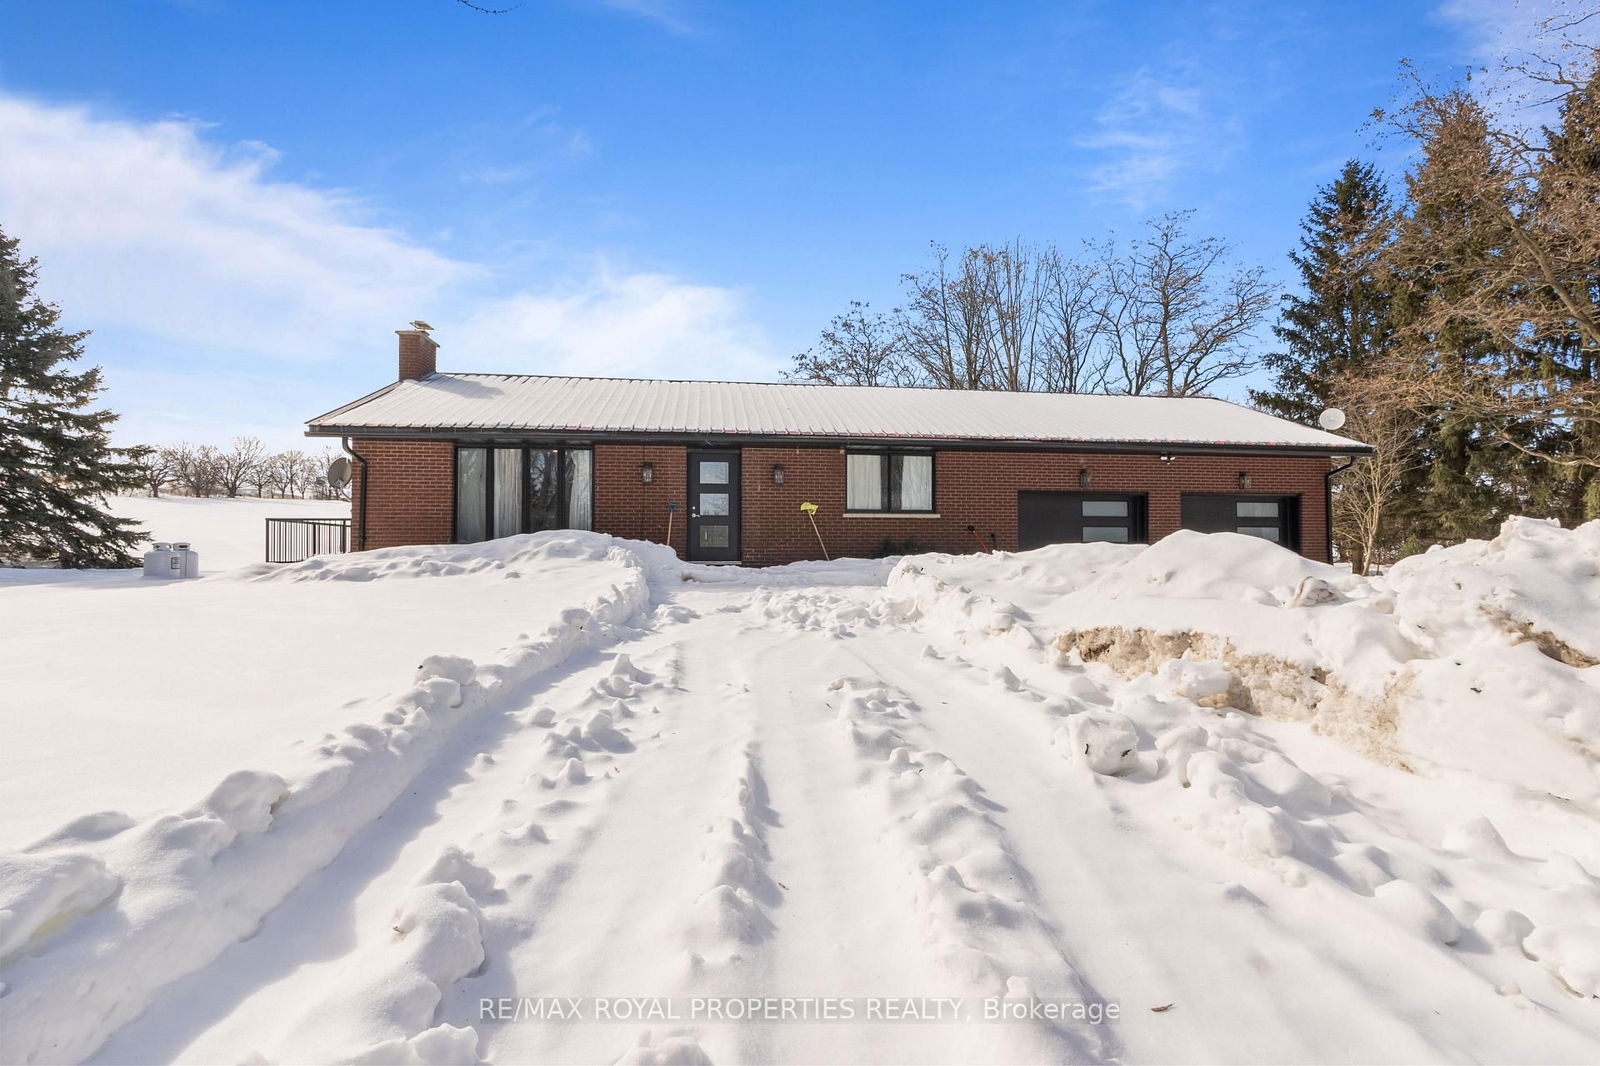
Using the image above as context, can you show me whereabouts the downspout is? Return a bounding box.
[342,436,369,552]
[1324,455,1356,565]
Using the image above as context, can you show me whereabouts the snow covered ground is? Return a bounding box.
[0,494,351,586]
[2,506,1598,1065]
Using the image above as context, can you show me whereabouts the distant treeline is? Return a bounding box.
[135,438,350,501]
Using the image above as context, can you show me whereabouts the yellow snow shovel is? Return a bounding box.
[800,501,830,561]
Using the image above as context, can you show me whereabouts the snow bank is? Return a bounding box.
[234,528,683,585]
[885,519,1600,810]
[1387,516,1600,667]
[0,534,661,1066]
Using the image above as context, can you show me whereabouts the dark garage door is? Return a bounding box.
[1180,494,1301,549]
[1017,492,1148,550]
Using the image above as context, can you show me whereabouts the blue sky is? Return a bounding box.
[0,0,1553,450]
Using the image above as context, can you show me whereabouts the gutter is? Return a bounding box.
[342,437,369,552]
[1324,454,1357,564]
[304,425,1373,460]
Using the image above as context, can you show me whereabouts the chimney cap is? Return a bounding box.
[409,319,434,332]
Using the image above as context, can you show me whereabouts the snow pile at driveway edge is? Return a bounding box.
[0,537,657,1066]
[884,520,1600,809]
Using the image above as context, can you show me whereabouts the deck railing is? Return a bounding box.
[265,517,351,563]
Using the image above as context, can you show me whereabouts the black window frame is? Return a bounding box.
[1179,493,1301,550]
[844,448,937,514]
[1017,491,1149,550]
[452,443,595,543]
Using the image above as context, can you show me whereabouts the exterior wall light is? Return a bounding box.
[772,463,785,485]
[1159,453,1174,463]
[641,461,654,484]
[1078,466,1092,488]
[1238,470,1252,490]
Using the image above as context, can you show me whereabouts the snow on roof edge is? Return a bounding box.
[305,373,1373,452]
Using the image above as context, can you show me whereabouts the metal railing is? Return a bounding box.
[265,517,351,563]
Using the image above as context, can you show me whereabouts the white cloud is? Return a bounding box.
[0,94,775,450]
[456,266,772,381]
[1078,66,1241,211]
[0,97,476,360]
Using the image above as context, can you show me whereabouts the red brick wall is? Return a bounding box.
[351,439,1332,563]
[594,443,689,558]
[351,439,454,550]
[739,446,1329,564]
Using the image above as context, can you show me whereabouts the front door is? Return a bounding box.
[687,450,740,562]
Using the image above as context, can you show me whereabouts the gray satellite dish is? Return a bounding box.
[327,456,352,489]
[1317,408,1347,431]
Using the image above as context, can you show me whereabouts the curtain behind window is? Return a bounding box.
[897,454,933,511]
[455,448,487,542]
[493,448,522,538]
[846,453,882,510]
[565,450,593,530]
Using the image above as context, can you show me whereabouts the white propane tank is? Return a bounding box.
[171,542,200,579]
[143,543,175,579]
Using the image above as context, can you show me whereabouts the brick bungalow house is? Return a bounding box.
[305,325,1370,565]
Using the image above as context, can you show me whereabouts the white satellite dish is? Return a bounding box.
[327,456,352,489]
[1317,408,1347,431]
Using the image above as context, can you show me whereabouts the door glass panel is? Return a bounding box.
[493,448,522,538]
[455,448,487,543]
[699,492,730,516]
[565,450,593,530]
[1082,499,1128,517]
[699,525,730,548]
[1237,500,1280,518]
[698,460,730,485]
[527,449,559,531]
[1238,525,1281,541]
[1083,525,1131,542]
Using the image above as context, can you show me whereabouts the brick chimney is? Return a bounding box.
[396,320,438,380]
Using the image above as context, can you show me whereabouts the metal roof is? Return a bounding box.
[307,373,1370,452]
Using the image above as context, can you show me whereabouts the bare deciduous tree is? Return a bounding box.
[167,443,221,497]
[979,240,1047,392]
[787,302,917,386]
[1092,211,1276,396]
[900,244,996,390]
[1035,247,1112,393]
[1329,369,1427,574]
[802,217,1272,399]
[213,436,266,498]
[134,448,172,497]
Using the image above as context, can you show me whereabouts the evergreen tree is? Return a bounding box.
[1531,55,1600,523]
[1252,160,1398,425]
[1389,92,1519,544]
[0,226,146,567]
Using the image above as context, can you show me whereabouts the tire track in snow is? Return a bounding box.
[825,671,1115,1064]
[84,615,685,1066]
[718,598,1116,1064]
[470,600,781,1066]
[749,579,1484,1060]
[262,636,693,1065]
[822,579,1598,1062]
[714,626,972,1066]
[843,630,1445,1063]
